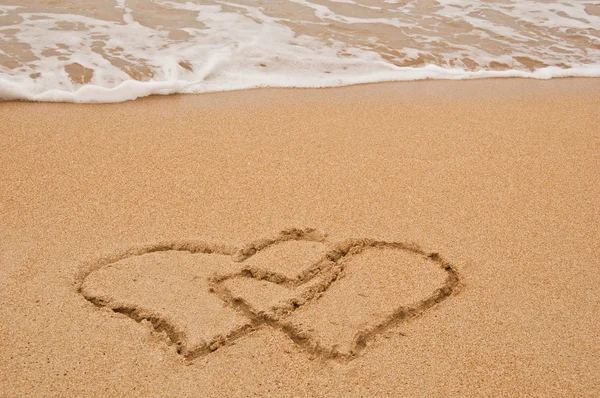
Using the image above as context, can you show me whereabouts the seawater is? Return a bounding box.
[1,0,599,102]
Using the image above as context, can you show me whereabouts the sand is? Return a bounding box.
[1,78,599,396]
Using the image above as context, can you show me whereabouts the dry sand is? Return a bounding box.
[1,79,599,396]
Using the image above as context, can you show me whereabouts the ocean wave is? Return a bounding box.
[1,0,599,103]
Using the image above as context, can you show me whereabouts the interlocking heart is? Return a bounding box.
[77,228,459,361]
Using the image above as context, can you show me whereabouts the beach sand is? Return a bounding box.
[1,78,599,396]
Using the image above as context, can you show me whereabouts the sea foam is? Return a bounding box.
[1,0,599,103]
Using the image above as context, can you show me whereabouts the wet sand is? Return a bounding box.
[1,78,599,396]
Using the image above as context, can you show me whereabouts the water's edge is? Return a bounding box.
[2,65,599,103]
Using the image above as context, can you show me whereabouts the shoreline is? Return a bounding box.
[2,74,600,104]
[1,78,599,396]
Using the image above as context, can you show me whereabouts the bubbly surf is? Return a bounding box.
[1,0,599,103]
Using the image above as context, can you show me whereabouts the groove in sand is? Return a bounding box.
[77,228,460,362]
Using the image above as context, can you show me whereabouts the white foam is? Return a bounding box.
[3,64,598,104]
[0,0,599,103]
[0,5,21,14]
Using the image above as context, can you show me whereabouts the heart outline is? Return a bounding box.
[76,228,460,362]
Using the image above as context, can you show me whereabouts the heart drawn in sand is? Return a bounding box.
[77,228,459,362]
